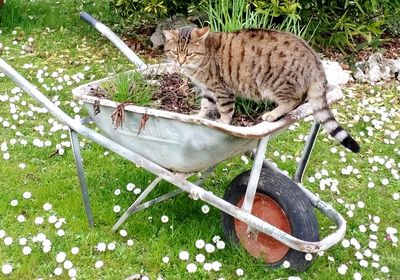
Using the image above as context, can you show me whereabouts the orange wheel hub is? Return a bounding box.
[234,193,292,263]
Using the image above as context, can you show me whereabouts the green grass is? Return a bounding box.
[1,1,400,279]
[205,0,313,39]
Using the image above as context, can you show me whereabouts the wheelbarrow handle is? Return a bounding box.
[79,11,147,70]
[80,12,98,27]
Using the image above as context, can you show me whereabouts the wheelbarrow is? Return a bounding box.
[0,12,346,272]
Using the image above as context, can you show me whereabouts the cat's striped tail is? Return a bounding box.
[307,81,360,153]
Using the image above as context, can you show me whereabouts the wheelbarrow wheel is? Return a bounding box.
[221,166,319,272]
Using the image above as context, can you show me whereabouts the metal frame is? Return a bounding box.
[0,11,347,254]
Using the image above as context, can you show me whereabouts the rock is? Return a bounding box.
[355,61,366,71]
[150,16,197,49]
[365,54,382,83]
[381,65,391,80]
[322,60,350,87]
[387,59,400,74]
[353,67,367,83]
[354,53,400,84]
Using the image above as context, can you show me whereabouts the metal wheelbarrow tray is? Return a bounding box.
[0,12,347,272]
[72,64,342,173]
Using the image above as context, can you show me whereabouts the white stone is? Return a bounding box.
[322,60,350,87]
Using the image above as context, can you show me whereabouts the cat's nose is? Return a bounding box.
[178,56,186,65]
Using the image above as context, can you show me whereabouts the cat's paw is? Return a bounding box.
[216,116,232,124]
[194,111,208,119]
[262,112,279,122]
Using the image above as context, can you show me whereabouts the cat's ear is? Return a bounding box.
[192,27,210,42]
[163,30,178,42]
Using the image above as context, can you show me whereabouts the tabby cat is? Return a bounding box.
[163,27,360,153]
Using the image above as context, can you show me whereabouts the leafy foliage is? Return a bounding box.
[111,0,197,18]
[384,7,400,37]
[206,0,400,52]
[111,0,400,52]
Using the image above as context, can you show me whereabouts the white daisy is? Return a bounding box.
[22,246,32,255]
[186,263,197,273]
[107,242,116,251]
[10,200,18,207]
[2,264,13,275]
[97,242,106,252]
[195,239,205,249]
[201,205,210,214]
[71,247,79,255]
[94,260,104,269]
[178,251,189,261]
[282,260,291,268]
[22,191,32,199]
[54,267,63,276]
[126,183,135,191]
[4,237,13,246]
[56,252,67,263]
[235,268,244,276]
[64,260,73,270]
[43,203,52,211]
[161,215,169,223]
[203,263,212,271]
[337,264,348,275]
[68,268,77,277]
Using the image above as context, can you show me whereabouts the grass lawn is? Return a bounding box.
[0,0,399,279]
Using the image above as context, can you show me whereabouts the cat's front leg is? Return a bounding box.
[196,91,217,118]
[215,92,235,124]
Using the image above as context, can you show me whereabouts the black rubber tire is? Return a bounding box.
[221,167,319,272]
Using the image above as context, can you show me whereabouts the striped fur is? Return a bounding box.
[163,27,360,153]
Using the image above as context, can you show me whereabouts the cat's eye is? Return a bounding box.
[186,52,194,57]
[171,50,178,55]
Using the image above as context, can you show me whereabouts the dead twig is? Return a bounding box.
[137,113,149,136]
[111,103,132,129]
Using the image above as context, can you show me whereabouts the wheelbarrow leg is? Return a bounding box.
[69,128,95,227]
[242,136,270,235]
[294,120,321,183]
[112,166,216,232]
[112,176,162,232]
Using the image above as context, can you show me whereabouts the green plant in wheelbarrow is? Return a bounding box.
[101,70,156,106]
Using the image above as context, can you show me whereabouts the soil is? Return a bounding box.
[88,73,264,127]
